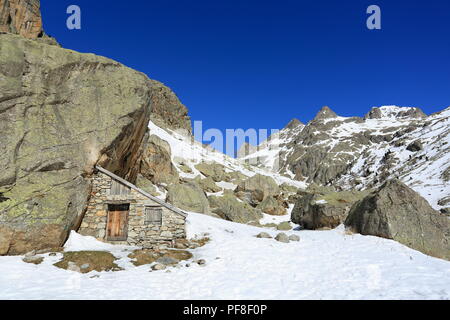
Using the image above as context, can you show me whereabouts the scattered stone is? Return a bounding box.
[24,250,37,258]
[277,222,292,231]
[152,263,166,271]
[440,208,450,215]
[175,242,188,249]
[288,235,300,242]
[196,259,206,265]
[22,255,44,265]
[256,232,272,239]
[156,256,180,266]
[67,261,80,272]
[275,233,290,243]
[262,223,277,228]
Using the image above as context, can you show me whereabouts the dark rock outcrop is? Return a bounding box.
[406,140,423,152]
[291,188,369,230]
[0,33,153,254]
[0,0,42,39]
[345,180,450,261]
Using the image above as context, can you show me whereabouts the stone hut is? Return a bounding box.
[79,166,187,248]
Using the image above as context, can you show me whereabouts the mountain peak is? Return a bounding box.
[313,106,338,121]
[284,118,304,130]
[364,106,426,120]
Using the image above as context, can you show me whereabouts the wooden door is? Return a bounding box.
[106,204,130,241]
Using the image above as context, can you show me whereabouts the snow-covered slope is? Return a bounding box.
[237,119,305,173]
[1,213,450,300]
[148,121,307,193]
[336,107,450,209]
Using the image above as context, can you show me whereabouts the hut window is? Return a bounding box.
[145,207,162,226]
[111,180,130,195]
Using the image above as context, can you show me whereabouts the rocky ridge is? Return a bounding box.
[242,105,450,211]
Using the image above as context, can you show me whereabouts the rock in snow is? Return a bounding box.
[345,180,450,260]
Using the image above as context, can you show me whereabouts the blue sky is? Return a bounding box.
[41,0,450,140]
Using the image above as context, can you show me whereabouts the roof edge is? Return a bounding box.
[94,165,187,218]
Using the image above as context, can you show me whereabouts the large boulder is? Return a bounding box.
[292,189,369,230]
[0,34,153,254]
[0,0,43,39]
[235,174,280,206]
[195,162,228,182]
[192,176,222,193]
[345,180,450,261]
[140,135,179,185]
[208,193,263,224]
[256,196,287,216]
[166,182,210,214]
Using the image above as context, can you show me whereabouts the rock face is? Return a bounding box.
[166,182,210,214]
[0,0,43,39]
[140,135,179,185]
[291,188,369,230]
[0,34,152,255]
[345,180,450,261]
[149,80,192,134]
